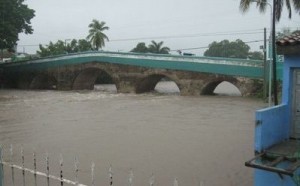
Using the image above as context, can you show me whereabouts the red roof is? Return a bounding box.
[276,33,300,46]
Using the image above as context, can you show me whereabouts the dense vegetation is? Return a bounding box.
[37,19,109,57]
[204,39,263,59]
[0,0,35,51]
[37,39,92,57]
[131,41,170,54]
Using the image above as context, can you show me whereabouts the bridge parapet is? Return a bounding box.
[0,51,265,79]
[1,51,264,67]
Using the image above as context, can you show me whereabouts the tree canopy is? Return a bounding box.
[0,0,35,51]
[131,41,170,54]
[248,51,264,60]
[37,19,110,57]
[204,39,251,59]
[37,39,92,57]
[131,42,149,53]
[148,41,170,54]
[277,28,300,38]
[240,0,300,21]
[87,19,109,50]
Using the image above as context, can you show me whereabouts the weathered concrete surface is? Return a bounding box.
[2,61,262,96]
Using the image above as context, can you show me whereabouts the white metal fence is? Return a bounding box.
[0,145,205,186]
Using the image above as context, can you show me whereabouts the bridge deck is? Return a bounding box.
[0,51,281,79]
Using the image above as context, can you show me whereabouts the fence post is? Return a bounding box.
[149,173,155,186]
[128,168,133,186]
[109,164,113,186]
[21,146,25,186]
[0,146,3,186]
[60,154,63,186]
[33,151,37,186]
[173,178,178,186]
[91,162,95,186]
[46,152,50,186]
[74,156,79,184]
[10,145,14,186]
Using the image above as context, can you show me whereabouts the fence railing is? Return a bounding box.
[0,145,205,186]
[0,145,89,186]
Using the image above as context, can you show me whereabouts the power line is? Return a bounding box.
[18,44,41,47]
[245,39,265,43]
[109,27,300,42]
[17,28,273,49]
[171,39,265,51]
[110,31,264,42]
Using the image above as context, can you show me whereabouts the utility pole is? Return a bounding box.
[272,0,278,105]
[250,0,273,106]
[65,39,71,53]
[263,28,267,99]
[1,1,4,63]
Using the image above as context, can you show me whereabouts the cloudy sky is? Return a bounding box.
[18,0,300,55]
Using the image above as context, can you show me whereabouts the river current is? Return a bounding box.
[0,82,266,186]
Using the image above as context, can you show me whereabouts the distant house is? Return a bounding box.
[245,33,300,186]
[13,52,31,61]
[0,49,34,63]
[0,50,14,63]
[15,52,29,58]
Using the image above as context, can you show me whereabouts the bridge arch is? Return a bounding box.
[30,74,57,89]
[201,77,242,96]
[135,74,182,94]
[72,67,117,90]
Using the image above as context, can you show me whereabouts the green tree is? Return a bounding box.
[204,39,250,58]
[148,41,170,54]
[277,28,300,38]
[37,40,65,57]
[37,39,92,57]
[0,0,35,51]
[78,39,92,52]
[86,19,109,50]
[248,51,264,60]
[66,39,79,53]
[131,42,149,53]
[239,0,300,21]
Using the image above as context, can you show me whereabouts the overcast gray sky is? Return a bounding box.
[18,0,300,55]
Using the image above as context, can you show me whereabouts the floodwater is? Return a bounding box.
[0,81,266,186]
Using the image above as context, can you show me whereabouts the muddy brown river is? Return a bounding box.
[0,82,266,186]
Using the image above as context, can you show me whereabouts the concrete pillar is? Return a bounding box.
[179,80,204,96]
[237,78,263,96]
[117,80,136,93]
[56,80,73,90]
[55,71,75,90]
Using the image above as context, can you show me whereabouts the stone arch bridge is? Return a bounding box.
[0,51,265,96]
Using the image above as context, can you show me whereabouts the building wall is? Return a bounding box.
[254,55,300,186]
[282,55,300,131]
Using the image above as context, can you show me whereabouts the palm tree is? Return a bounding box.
[239,0,300,21]
[240,0,300,105]
[87,19,109,50]
[148,41,170,54]
[131,42,149,53]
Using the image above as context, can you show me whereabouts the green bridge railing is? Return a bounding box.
[0,51,283,80]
